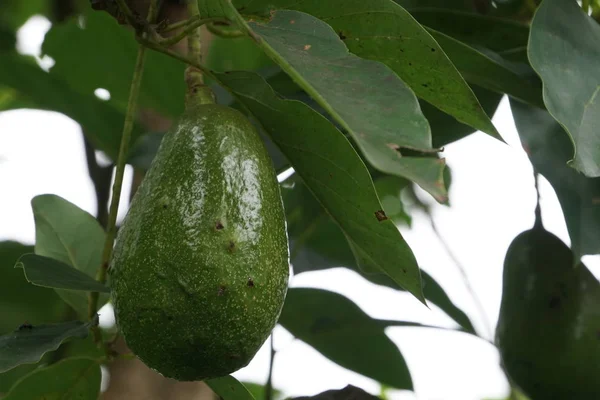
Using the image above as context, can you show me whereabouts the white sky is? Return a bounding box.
[2,16,598,400]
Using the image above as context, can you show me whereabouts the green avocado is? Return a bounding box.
[496,223,600,399]
[109,88,289,381]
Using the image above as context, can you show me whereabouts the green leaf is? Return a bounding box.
[15,254,110,293]
[0,320,94,373]
[0,242,65,392]
[240,382,283,400]
[222,6,448,201]
[529,0,600,177]
[230,0,500,140]
[42,7,186,119]
[279,288,413,389]
[292,385,380,400]
[0,53,134,160]
[3,358,101,400]
[426,29,543,108]
[283,179,475,333]
[206,375,256,400]
[31,194,107,318]
[510,99,600,259]
[217,70,425,302]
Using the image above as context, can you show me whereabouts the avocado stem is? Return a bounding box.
[184,0,216,106]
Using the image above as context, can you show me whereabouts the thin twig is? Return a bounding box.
[265,334,276,400]
[533,171,543,229]
[428,215,493,339]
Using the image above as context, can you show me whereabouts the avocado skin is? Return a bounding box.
[109,103,289,381]
[496,226,600,399]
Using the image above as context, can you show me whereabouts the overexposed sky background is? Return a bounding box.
[2,16,598,400]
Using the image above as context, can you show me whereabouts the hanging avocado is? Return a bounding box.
[496,222,600,399]
[109,83,289,381]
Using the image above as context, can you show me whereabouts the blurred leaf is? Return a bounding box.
[126,132,165,171]
[0,242,65,334]
[511,100,600,259]
[229,0,500,141]
[0,0,49,30]
[42,6,186,119]
[0,320,94,373]
[424,85,503,147]
[292,385,380,400]
[222,7,448,202]
[240,382,283,400]
[206,36,272,73]
[31,194,108,318]
[3,357,101,400]
[206,375,256,400]
[0,242,65,392]
[279,288,412,390]
[0,27,15,52]
[373,176,412,226]
[394,0,486,11]
[16,254,110,293]
[283,178,476,333]
[217,70,425,302]
[529,0,600,177]
[409,9,529,53]
[427,30,543,108]
[0,53,135,160]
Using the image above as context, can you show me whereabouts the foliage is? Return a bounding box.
[0,0,599,399]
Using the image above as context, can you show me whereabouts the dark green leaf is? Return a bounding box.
[0,242,65,392]
[394,0,484,11]
[31,194,107,318]
[3,358,101,400]
[230,0,500,141]
[0,320,94,373]
[424,85,503,147]
[426,29,543,108]
[16,254,110,293]
[0,0,49,30]
[206,375,256,400]
[511,99,600,259]
[279,288,412,389]
[409,9,529,53]
[217,70,425,302]
[283,179,475,333]
[0,27,15,52]
[42,7,186,119]
[127,132,165,171]
[224,7,448,201]
[529,0,600,177]
[0,53,135,160]
[292,385,380,400]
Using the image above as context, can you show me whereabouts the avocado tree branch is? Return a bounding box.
[83,135,113,229]
[88,0,158,341]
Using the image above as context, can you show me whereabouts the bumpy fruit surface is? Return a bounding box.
[496,224,600,399]
[109,90,289,381]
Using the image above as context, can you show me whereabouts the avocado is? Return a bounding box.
[109,86,289,381]
[496,223,600,399]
